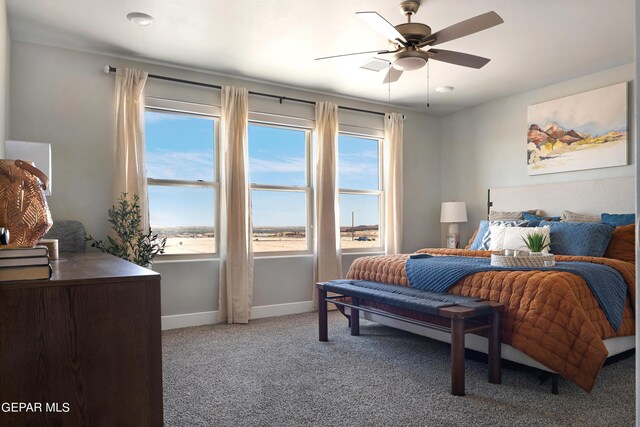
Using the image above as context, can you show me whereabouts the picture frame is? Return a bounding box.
[526,82,628,175]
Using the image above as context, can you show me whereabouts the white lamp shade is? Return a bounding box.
[440,202,468,223]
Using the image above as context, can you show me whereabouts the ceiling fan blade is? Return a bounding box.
[315,49,394,61]
[428,11,503,46]
[429,49,491,69]
[383,68,403,84]
[356,11,407,43]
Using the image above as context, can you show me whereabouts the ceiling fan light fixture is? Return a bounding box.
[392,50,427,71]
[127,12,154,26]
[392,56,426,71]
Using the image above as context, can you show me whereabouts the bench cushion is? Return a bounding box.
[320,280,493,316]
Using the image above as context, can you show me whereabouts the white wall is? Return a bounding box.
[441,63,635,244]
[0,0,9,154]
[8,41,441,322]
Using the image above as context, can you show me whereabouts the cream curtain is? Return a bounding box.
[313,102,342,307]
[383,113,404,254]
[113,67,149,230]
[218,86,253,324]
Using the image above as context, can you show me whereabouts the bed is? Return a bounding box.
[344,177,636,393]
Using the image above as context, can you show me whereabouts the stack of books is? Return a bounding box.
[0,246,52,281]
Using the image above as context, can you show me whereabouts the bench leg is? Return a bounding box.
[488,311,502,384]
[350,297,360,336]
[451,317,466,396]
[318,288,328,342]
[551,374,559,395]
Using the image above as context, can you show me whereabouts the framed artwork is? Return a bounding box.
[526,82,628,175]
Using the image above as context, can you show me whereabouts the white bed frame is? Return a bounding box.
[360,176,636,374]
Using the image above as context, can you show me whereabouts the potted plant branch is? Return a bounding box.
[522,232,551,255]
[86,193,166,267]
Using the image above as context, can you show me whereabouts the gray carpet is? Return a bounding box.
[162,311,635,426]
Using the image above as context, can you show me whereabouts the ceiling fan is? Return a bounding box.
[316,0,504,83]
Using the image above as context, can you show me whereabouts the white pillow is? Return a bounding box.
[502,226,551,253]
[487,224,507,251]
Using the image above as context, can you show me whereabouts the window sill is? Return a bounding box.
[254,252,313,260]
[342,249,385,256]
[153,251,384,263]
[154,255,218,264]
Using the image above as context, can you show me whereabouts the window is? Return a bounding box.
[145,107,218,255]
[248,123,311,254]
[338,133,383,251]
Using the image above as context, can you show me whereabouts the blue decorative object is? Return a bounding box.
[405,255,626,331]
[468,220,490,250]
[540,221,614,257]
[601,213,635,227]
[522,211,561,226]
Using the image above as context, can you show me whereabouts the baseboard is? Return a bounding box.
[161,301,314,330]
[161,311,219,330]
[250,301,315,320]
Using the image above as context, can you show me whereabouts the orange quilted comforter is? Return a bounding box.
[346,248,636,392]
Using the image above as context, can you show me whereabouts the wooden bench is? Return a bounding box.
[316,280,504,396]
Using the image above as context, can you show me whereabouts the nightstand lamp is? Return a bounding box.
[441,201,467,249]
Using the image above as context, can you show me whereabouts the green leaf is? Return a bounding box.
[84,192,167,267]
[521,232,551,252]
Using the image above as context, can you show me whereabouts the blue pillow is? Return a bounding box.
[601,213,635,227]
[468,220,489,250]
[522,211,561,226]
[540,221,614,257]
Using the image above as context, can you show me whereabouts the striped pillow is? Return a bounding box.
[488,210,542,221]
[489,211,523,221]
[561,210,600,223]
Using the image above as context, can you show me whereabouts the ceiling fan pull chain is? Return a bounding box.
[388,63,392,103]
[426,60,430,108]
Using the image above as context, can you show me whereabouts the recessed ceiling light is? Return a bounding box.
[435,86,454,93]
[127,12,154,26]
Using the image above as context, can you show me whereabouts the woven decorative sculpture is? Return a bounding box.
[0,159,53,247]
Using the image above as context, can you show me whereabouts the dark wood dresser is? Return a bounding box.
[0,253,162,426]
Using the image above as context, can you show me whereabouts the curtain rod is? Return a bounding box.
[105,65,397,118]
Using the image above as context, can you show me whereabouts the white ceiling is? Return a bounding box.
[6,0,635,115]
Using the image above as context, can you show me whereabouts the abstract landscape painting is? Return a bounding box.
[527,82,627,175]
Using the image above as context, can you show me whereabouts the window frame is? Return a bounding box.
[145,97,221,260]
[248,116,314,257]
[338,126,385,254]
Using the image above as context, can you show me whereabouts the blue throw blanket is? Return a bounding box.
[406,255,627,331]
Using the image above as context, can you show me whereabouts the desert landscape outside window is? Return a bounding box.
[249,123,311,253]
[145,109,218,255]
[338,134,383,250]
[144,106,383,256]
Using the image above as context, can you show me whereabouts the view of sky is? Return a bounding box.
[145,110,380,228]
